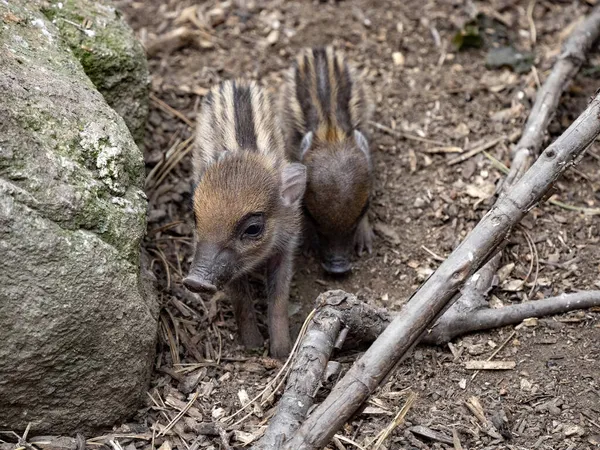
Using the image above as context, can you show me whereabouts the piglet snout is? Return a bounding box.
[321,257,352,275]
[183,274,218,294]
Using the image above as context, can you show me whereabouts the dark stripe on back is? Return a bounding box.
[312,47,331,117]
[203,91,214,108]
[335,61,353,132]
[295,53,319,132]
[355,86,366,132]
[233,82,257,150]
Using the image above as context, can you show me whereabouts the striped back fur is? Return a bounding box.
[280,47,375,269]
[194,79,284,181]
[281,46,373,154]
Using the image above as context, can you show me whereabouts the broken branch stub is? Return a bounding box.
[282,93,600,450]
[425,290,600,345]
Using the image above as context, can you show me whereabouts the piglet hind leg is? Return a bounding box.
[227,278,264,350]
[300,220,318,258]
[355,214,374,256]
[266,250,294,359]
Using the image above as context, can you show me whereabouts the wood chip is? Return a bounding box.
[465,397,503,440]
[465,360,516,370]
[392,52,405,66]
[363,406,393,415]
[452,428,463,450]
[522,317,539,327]
[408,148,417,172]
[374,222,400,245]
[409,426,453,444]
[265,29,279,45]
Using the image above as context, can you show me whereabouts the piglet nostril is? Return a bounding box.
[183,276,218,294]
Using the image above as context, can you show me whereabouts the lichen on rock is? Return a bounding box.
[80,121,128,195]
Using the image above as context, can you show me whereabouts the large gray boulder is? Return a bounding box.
[0,0,158,433]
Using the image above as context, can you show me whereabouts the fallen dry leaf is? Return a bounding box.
[374,222,400,245]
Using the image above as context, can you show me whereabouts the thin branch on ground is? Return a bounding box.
[369,120,449,147]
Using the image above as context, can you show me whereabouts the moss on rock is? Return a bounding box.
[42,0,150,146]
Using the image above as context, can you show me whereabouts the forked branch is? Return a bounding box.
[432,2,600,345]
[279,91,600,450]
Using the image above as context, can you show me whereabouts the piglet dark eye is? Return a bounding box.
[240,213,265,239]
[244,223,263,238]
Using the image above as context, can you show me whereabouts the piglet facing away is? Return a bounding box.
[280,47,375,275]
[183,79,306,359]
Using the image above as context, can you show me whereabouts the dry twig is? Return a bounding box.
[527,0,537,45]
[447,137,503,166]
[371,392,417,449]
[150,94,194,127]
[369,120,448,147]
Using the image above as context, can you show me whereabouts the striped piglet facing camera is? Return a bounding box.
[184,79,307,360]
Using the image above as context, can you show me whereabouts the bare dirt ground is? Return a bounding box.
[114,0,600,448]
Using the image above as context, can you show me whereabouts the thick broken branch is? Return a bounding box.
[434,3,600,343]
[253,288,600,449]
[254,291,390,449]
[280,91,600,450]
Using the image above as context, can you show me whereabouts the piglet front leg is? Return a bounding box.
[354,214,374,256]
[228,277,264,350]
[266,249,294,359]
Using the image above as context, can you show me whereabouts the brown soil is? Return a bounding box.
[118,0,600,448]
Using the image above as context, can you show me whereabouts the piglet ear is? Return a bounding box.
[281,163,307,206]
[354,130,371,167]
[300,132,313,160]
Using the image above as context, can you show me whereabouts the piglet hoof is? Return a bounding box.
[269,339,292,360]
[240,327,264,350]
[301,241,312,258]
[354,218,374,257]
